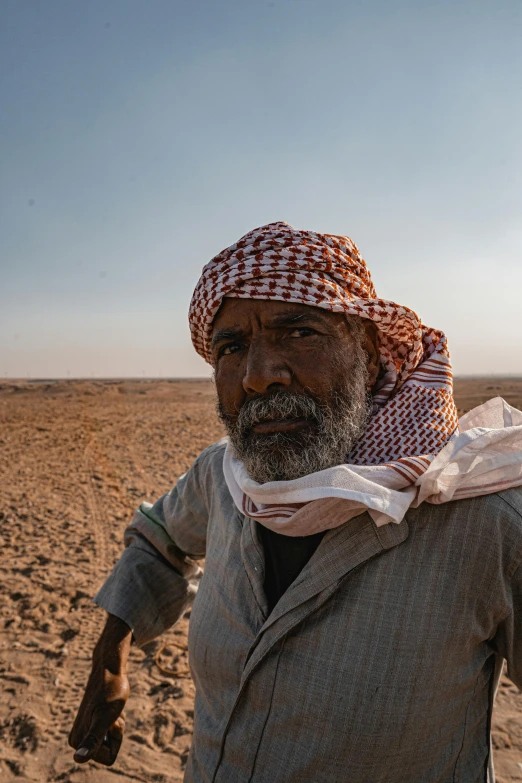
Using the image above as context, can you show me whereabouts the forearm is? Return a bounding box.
[93,614,133,673]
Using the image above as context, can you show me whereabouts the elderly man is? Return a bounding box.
[70,222,522,782]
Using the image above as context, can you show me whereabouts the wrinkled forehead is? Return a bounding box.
[211,297,357,333]
[214,296,338,324]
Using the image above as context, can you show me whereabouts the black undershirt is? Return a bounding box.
[257,523,325,614]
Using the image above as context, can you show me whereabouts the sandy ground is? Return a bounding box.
[1,377,522,783]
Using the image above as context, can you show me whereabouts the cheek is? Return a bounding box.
[290,354,337,395]
[215,362,246,415]
[289,344,356,396]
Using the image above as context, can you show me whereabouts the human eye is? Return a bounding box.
[288,327,316,338]
[219,342,242,357]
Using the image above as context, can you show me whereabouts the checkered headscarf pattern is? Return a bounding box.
[189,221,458,467]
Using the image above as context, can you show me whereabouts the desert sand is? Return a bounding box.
[1,377,522,783]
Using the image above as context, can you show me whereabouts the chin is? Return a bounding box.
[249,427,315,447]
[239,437,325,484]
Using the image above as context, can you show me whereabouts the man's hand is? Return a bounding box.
[68,614,132,766]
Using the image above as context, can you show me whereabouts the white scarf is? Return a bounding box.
[223,397,522,536]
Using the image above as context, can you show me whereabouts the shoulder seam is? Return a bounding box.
[497,490,522,519]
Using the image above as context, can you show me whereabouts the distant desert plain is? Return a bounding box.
[1,377,522,783]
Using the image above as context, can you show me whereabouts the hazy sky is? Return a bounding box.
[1,0,521,378]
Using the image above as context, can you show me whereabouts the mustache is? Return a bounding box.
[220,391,324,434]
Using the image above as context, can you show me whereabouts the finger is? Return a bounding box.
[68,682,103,749]
[92,715,125,767]
[74,703,125,764]
[68,698,93,749]
[74,732,104,764]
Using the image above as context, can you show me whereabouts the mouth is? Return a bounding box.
[250,416,311,435]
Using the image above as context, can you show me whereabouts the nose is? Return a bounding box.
[243,337,292,396]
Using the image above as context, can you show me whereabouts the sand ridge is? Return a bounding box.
[1,378,522,782]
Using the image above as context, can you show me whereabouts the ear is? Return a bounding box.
[361,320,380,389]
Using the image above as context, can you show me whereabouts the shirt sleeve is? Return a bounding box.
[94,450,212,647]
[490,563,522,690]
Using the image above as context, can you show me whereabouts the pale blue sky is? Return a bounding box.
[1,0,521,378]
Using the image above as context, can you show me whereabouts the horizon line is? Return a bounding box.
[2,375,522,383]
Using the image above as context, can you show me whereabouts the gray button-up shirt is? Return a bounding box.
[95,441,522,783]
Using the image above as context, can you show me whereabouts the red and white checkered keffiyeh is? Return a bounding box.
[189,221,522,533]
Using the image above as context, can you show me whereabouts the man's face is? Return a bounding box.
[212,298,380,483]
